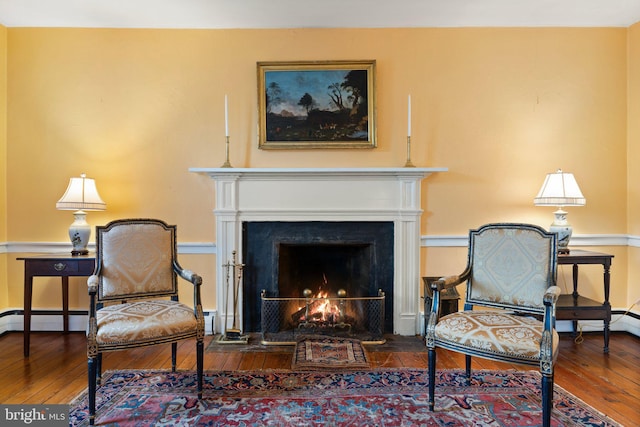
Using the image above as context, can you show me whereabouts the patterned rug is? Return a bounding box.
[69,369,621,426]
[291,335,370,370]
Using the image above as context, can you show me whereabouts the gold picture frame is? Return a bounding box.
[258,60,376,149]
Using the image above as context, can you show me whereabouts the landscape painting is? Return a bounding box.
[258,60,376,149]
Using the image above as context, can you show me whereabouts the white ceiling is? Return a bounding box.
[1,0,640,29]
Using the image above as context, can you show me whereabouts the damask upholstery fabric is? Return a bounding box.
[434,310,559,360]
[87,219,204,426]
[426,224,558,427]
[96,300,197,346]
[99,223,175,299]
[468,227,551,310]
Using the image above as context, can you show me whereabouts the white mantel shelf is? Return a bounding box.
[190,166,448,336]
[189,167,447,177]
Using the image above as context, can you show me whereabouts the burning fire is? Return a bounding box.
[295,274,347,327]
[304,291,341,323]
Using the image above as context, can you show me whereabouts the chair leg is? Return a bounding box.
[88,356,97,426]
[428,348,436,411]
[197,339,204,399]
[171,342,177,372]
[96,353,103,386]
[542,372,554,427]
[465,354,472,384]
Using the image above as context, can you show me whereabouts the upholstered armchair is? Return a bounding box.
[426,223,560,427]
[86,219,204,426]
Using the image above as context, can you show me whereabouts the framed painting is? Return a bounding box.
[257,60,376,149]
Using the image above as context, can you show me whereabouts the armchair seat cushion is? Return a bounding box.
[434,310,559,361]
[96,300,197,346]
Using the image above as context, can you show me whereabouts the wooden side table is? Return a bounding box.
[422,276,460,335]
[557,250,614,353]
[17,253,95,357]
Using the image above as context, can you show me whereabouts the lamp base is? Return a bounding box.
[549,208,572,254]
[69,210,91,256]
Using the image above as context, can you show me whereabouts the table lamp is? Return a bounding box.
[56,173,106,255]
[534,169,585,253]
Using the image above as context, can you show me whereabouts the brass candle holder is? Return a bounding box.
[220,136,232,168]
[404,135,415,167]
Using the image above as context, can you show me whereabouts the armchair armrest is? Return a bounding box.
[543,285,560,306]
[173,261,203,286]
[425,267,471,348]
[540,285,560,374]
[172,261,204,320]
[177,268,203,286]
[87,275,99,295]
[542,285,560,331]
[430,267,471,294]
[87,275,99,352]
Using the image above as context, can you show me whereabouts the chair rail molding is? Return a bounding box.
[2,241,216,254]
[0,233,634,255]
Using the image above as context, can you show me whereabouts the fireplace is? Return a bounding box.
[242,221,394,334]
[189,167,446,335]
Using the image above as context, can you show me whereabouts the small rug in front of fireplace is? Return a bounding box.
[291,335,370,370]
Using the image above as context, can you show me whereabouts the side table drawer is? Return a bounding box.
[556,308,608,320]
[27,259,91,275]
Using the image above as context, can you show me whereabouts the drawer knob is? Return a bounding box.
[53,263,67,271]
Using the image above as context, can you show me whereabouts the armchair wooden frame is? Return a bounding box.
[425,223,560,427]
[86,218,204,425]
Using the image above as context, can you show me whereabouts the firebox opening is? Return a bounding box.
[278,243,371,299]
[242,221,394,333]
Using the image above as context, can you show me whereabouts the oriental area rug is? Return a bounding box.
[69,369,621,426]
[291,335,370,370]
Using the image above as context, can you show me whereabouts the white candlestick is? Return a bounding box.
[224,94,229,137]
[407,95,411,137]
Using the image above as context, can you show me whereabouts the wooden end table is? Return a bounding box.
[17,253,95,357]
[557,249,614,353]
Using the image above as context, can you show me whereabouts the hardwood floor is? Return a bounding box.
[1,331,638,426]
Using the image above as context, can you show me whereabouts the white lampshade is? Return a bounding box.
[56,174,106,255]
[534,169,585,253]
[56,174,106,211]
[534,169,585,207]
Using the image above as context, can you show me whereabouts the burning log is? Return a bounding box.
[291,300,325,324]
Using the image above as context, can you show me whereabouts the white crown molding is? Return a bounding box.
[1,1,639,29]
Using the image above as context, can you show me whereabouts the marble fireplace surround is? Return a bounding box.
[189,167,446,335]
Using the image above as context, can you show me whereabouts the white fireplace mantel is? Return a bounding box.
[189,167,447,335]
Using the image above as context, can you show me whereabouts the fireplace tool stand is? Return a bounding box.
[217,250,249,344]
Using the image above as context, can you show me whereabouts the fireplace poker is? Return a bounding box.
[222,250,245,341]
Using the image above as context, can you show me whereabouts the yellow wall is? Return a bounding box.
[628,22,640,307]
[0,23,7,309]
[2,27,636,314]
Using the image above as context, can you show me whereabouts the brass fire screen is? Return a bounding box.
[260,290,385,345]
